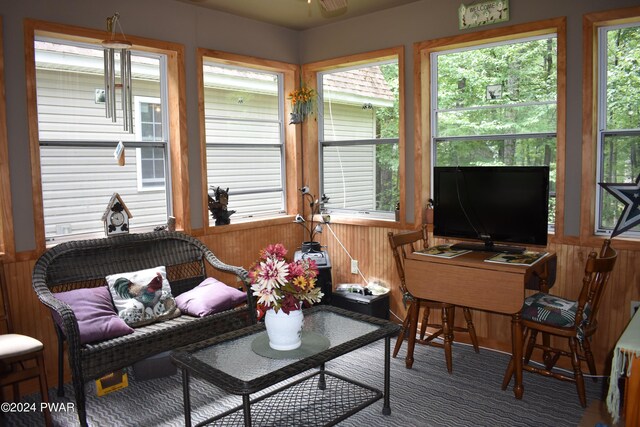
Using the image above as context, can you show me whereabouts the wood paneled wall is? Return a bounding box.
[317,223,640,371]
[2,222,639,395]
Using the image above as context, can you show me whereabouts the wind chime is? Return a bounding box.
[102,12,133,133]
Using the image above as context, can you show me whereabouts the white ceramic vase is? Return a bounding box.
[264,308,304,350]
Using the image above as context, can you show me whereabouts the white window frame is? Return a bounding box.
[33,36,172,242]
[318,58,400,220]
[201,61,286,221]
[135,96,167,192]
[594,21,640,237]
[430,33,558,231]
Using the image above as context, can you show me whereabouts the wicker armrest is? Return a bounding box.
[189,235,253,307]
[202,248,249,282]
[32,280,82,347]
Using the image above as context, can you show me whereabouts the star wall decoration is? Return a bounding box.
[599,172,640,237]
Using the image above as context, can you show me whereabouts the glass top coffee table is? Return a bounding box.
[171,304,400,427]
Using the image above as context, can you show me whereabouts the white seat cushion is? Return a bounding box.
[0,334,44,358]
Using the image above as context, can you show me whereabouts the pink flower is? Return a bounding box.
[287,261,306,279]
[254,257,289,290]
[251,285,281,307]
[248,244,324,312]
[261,243,287,259]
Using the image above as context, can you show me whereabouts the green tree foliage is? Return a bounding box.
[434,36,558,224]
[600,26,640,230]
[435,37,557,164]
[375,63,400,211]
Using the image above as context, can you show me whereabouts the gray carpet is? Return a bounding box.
[1,339,606,427]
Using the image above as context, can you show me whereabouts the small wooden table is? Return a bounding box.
[403,249,556,400]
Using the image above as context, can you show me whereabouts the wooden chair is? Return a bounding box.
[0,274,52,426]
[388,225,479,372]
[502,239,617,407]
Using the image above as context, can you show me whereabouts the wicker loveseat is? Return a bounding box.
[32,231,256,427]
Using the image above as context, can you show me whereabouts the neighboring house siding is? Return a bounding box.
[203,86,283,221]
[322,102,376,210]
[36,70,161,140]
[36,69,166,239]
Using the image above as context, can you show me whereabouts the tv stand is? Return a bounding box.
[450,242,526,254]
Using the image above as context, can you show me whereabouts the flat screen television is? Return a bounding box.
[432,166,550,253]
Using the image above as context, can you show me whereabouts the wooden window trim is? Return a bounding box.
[0,17,15,261]
[414,18,567,243]
[302,46,406,228]
[581,6,640,252]
[196,48,301,235]
[23,19,189,253]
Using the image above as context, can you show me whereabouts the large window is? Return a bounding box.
[318,57,400,218]
[594,20,640,236]
[198,50,300,228]
[25,20,187,249]
[431,34,559,228]
[33,39,169,242]
[201,59,285,222]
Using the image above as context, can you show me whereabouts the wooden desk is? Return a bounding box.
[404,250,556,399]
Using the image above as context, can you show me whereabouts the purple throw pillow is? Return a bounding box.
[53,287,134,345]
[174,277,247,317]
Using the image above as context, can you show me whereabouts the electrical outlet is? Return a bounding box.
[631,300,640,317]
[350,259,359,274]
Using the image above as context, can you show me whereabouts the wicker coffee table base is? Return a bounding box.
[186,369,383,427]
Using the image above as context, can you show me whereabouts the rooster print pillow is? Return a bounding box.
[106,266,180,327]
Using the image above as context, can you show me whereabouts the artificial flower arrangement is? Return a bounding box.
[249,243,324,318]
[288,85,316,124]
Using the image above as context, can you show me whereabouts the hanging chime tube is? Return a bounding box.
[102,12,133,132]
[104,48,117,121]
[120,48,133,132]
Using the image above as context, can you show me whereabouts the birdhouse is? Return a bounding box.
[102,193,132,237]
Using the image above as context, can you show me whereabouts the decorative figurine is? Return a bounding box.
[102,193,131,236]
[294,186,330,252]
[208,186,236,226]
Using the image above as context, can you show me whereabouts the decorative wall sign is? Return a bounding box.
[459,0,509,30]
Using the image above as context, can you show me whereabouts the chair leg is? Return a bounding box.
[419,306,430,340]
[462,307,479,353]
[36,352,52,427]
[568,337,587,408]
[405,299,420,369]
[442,305,454,373]
[393,309,410,358]
[582,337,598,378]
[72,372,88,427]
[55,326,65,397]
[502,356,515,390]
[524,329,537,363]
[504,327,529,390]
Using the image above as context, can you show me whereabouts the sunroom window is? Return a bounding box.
[431,34,558,228]
[318,59,400,218]
[201,61,285,222]
[34,38,170,242]
[595,22,640,236]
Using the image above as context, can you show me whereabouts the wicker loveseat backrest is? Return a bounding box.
[34,232,208,295]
